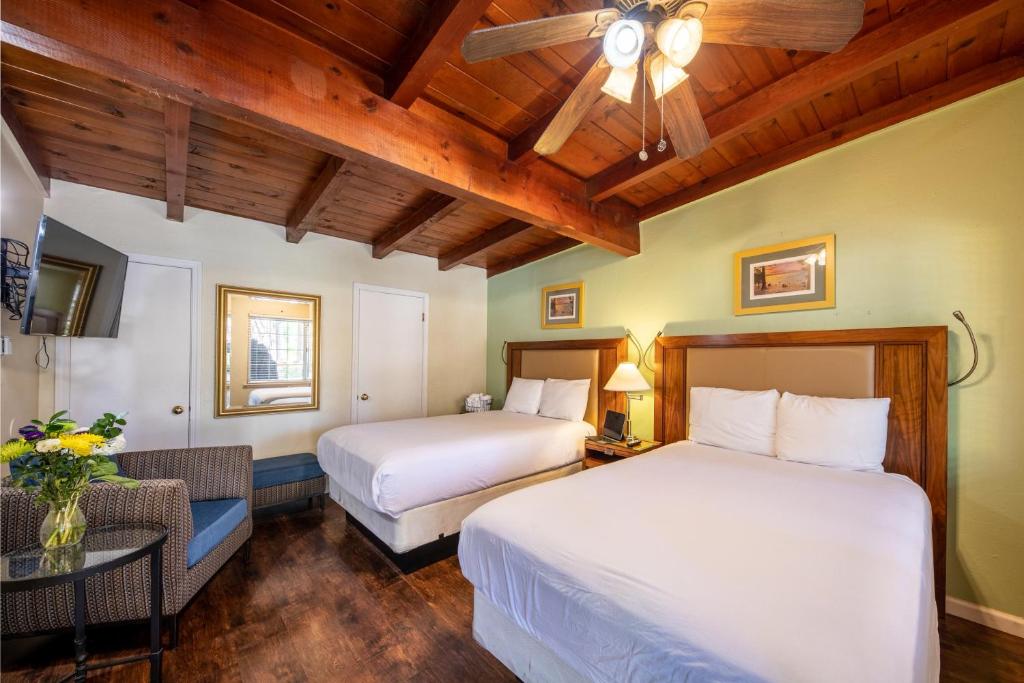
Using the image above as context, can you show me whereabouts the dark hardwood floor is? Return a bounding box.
[3,503,1021,682]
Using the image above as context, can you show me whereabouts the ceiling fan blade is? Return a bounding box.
[534,57,611,156]
[462,9,620,63]
[699,0,865,53]
[647,65,710,159]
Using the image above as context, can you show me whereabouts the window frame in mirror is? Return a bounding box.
[215,284,321,417]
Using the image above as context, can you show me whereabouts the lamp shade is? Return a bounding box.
[604,362,651,392]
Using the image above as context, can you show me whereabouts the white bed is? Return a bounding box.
[459,441,940,683]
[317,410,595,553]
[246,386,311,406]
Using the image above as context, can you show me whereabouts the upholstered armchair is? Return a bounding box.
[1,446,252,647]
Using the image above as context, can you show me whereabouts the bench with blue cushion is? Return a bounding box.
[252,452,327,510]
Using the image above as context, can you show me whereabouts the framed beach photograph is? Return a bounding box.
[734,234,835,316]
[541,281,584,329]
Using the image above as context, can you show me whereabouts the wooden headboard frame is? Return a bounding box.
[506,338,629,422]
[654,327,948,612]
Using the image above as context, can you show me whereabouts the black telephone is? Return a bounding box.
[601,410,626,441]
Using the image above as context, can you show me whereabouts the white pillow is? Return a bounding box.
[775,392,891,471]
[688,387,779,456]
[538,378,591,422]
[502,377,544,415]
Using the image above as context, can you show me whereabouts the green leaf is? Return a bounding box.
[50,410,68,420]
[89,460,118,477]
[30,420,43,425]
[115,419,127,426]
[94,474,139,488]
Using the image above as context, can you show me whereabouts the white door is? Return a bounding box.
[352,284,427,424]
[60,258,197,450]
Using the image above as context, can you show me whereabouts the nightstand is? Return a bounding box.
[584,437,662,468]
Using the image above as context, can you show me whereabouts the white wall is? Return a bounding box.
[39,181,488,458]
[0,136,46,443]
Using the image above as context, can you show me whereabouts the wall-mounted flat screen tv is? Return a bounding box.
[21,216,128,337]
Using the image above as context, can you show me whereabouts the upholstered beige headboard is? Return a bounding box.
[654,327,948,613]
[505,338,628,429]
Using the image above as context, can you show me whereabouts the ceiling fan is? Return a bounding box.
[462,0,865,161]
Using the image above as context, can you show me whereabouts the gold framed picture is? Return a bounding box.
[733,234,835,316]
[541,281,584,329]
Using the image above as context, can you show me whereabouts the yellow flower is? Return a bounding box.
[58,433,106,457]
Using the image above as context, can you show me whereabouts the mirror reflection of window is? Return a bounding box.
[216,286,320,416]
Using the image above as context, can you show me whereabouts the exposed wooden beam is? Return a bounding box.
[373,194,464,259]
[639,56,1024,220]
[163,98,190,222]
[438,219,532,271]
[1,94,49,194]
[285,156,348,243]
[0,0,640,256]
[587,0,1018,201]
[488,237,579,277]
[387,0,491,108]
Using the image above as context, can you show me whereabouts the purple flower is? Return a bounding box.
[18,425,45,441]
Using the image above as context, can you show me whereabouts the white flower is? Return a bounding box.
[95,434,127,456]
[35,438,62,453]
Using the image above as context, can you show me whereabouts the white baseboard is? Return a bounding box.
[946,597,1024,639]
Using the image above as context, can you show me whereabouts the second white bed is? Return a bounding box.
[318,411,593,518]
[460,440,939,683]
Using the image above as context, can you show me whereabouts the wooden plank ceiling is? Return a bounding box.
[2,0,1022,276]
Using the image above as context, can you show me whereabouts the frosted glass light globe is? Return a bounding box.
[655,17,703,68]
[603,19,645,68]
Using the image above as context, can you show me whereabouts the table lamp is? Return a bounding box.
[603,362,651,446]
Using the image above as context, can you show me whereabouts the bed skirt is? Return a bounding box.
[328,461,582,555]
[473,589,586,683]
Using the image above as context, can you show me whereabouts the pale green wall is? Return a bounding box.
[487,79,1024,617]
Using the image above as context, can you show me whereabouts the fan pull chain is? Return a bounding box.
[657,61,668,153]
[639,57,648,162]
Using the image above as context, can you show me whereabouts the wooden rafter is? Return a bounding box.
[285,156,348,243]
[1,93,49,193]
[163,98,190,222]
[438,219,532,271]
[387,0,492,108]
[639,56,1024,220]
[0,0,640,256]
[488,237,579,278]
[373,193,464,259]
[587,0,1019,201]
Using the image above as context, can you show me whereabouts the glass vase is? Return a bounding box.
[39,497,87,549]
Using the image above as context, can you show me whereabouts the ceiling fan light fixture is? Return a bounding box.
[603,19,645,68]
[649,52,689,99]
[601,64,638,104]
[655,17,703,68]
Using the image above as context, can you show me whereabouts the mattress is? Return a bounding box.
[317,411,595,518]
[459,441,940,683]
[329,463,582,554]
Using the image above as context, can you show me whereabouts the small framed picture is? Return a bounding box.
[541,281,584,329]
[734,234,835,316]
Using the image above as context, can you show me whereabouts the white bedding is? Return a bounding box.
[247,386,311,406]
[317,411,595,518]
[459,441,939,683]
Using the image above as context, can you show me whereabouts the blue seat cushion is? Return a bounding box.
[188,498,247,568]
[252,452,324,489]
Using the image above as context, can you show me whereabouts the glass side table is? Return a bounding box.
[1,523,168,682]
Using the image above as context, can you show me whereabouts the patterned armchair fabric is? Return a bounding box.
[1,446,252,636]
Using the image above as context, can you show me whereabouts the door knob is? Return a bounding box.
[359,394,369,401]
[172,405,185,415]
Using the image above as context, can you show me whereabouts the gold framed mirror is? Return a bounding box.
[215,285,321,417]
